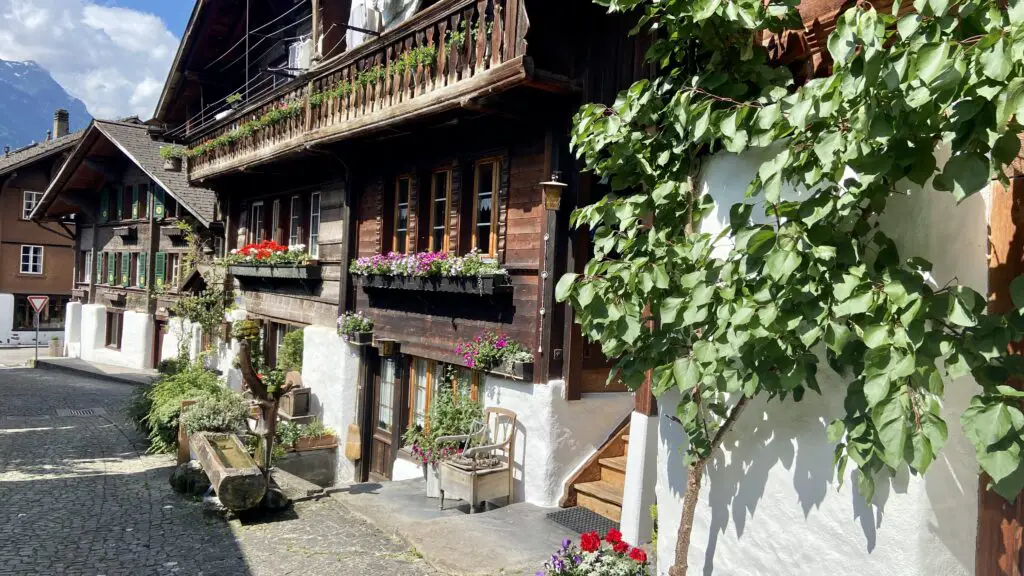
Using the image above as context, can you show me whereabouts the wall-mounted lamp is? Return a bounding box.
[540,171,567,212]
[376,338,398,356]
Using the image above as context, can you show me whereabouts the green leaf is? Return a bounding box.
[993,132,1022,167]
[915,42,950,85]
[827,419,846,443]
[856,468,876,502]
[834,291,875,317]
[981,38,1011,82]
[896,14,919,39]
[941,153,989,201]
[873,393,909,468]
[1010,275,1024,311]
[765,249,802,281]
[862,324,891,349]
[556,273,578,302]
[948,293,978,327]
[673,357,700,393]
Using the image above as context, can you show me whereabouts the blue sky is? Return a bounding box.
[0,0,193,119]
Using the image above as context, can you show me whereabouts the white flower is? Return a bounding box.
[289,244,306,252]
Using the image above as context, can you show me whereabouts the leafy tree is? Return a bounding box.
[556,0,1024,573]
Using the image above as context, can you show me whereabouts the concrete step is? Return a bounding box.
[575,480,623,522]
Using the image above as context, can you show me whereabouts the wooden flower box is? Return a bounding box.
[228,264,321,280]
[293,434,338,452]
[491,361,534,382]
[342,331,373,345]
[113,225,137,240]
[355,274,512,295]
[161,226,186,240]
[279,387,310,418]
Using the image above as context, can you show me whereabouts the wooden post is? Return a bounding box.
[310,0,321,63]
[177,399,197,465]
[978,174,1024,576]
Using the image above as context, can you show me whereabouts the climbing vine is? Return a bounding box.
[556,0,1024,573]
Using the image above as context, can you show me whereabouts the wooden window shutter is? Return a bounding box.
[121,253,131,286]
[99,192,109,223]
[153,188,165,219]
[154,252,166,288]
[114,186,123,220]
[95,251,104,281]
[131,185,139,219]
[106,253,116,285]
[138,252,147,288]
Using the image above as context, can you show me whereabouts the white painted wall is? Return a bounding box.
[481,377,633,507]
[161,318,203,363]
[302,325,362,484]
[78,304,155,370]
[653,149,986,575]
[64,301,82,357]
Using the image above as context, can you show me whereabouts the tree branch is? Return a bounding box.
[711,394,751,449]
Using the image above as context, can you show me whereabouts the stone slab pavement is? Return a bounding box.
[0,364,439,576]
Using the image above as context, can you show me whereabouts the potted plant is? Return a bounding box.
[455,331,534,380]
[539,529,649,575]
[337,311,374,344]
[293,419,338,451]
[159,145,186,171]
[48,336,61,358]
[402,378,482,498]
[226,92,242,110]
[349,249,513,296]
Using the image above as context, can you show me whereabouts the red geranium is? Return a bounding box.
[613,541,629,554]
[579,531,600,553]
[605,528,622,544]
[629,547,648,563]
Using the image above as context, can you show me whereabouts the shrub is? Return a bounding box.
[156,357,184,375]
[181,392,250,436]
[143,363,229,454]
[277,330,303,373]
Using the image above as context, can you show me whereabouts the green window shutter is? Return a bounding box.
[138,252,148,288]
[99,193,109,223]
[114,186,123,220]
[153,188,165,219]
[154,252,166,288]
[95,251,103,281]
[106,253,116,285]
[121,253,131,286]
[131,185,139,219]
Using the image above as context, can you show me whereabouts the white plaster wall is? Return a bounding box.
[654,149,986,575]
[481,377,633,507]
[302,325,362,484]
[79,304,155,370]
[64,301,82,358]
[219,308,247,390]
[161,318,203,363]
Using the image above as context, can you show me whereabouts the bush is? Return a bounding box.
[181,392,250,436]
[277,330,303,373]
[157,357,184,375]
[142,363,230,454]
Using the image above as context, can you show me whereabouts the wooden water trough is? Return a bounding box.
[190,432,267,511]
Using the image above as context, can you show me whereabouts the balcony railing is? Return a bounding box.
[187,0,529,180]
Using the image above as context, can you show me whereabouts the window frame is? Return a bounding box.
[22,191,43,220]
[471,158,501,257]
[392,176,413,254]
[271,199,281,244]
[20,245,43,275]
[378,357,397,432]
[249,201,265,244]
[429,170,452,253]
[82,251,92,284]
[309,191,321,259]
[105,311,124,350]
[289,195,302,246]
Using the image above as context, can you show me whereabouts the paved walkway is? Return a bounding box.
[0,363,438,576]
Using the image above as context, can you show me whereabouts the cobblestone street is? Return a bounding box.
[0,361,439,576]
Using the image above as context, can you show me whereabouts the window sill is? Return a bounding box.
[105,345,122,351]
[17,273,45,278]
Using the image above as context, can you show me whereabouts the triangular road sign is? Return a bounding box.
[27,295,49,315]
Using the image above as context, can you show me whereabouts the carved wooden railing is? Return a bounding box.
[188,0,529,180]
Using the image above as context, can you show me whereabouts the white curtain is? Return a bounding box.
[345,0,369,51]
[345,0,421,52]
[381,0,421,28]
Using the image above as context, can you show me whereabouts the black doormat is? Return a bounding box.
[547,506,620,535]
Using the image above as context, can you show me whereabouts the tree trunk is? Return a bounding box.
[668,461,704,576]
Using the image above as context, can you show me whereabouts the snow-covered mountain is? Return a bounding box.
[0,60,91,150]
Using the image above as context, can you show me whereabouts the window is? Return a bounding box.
[96,251,105,283]
[272,199,281,243]
[406,359,479,431]
[138,182,149,218]
[430,170,451,252]
[137,252,148,288]
[168,254,181,289]
[213,236,225,260]
[473,159,500,256]
[120,253,131,286]
[309,192,321,258]
[81,252,92,283]
[454,367,480,401]
[289,196,302,246]
[250,202,265,244]
[20,245,43,274]
[22,191,43,220]
[14,295,68,330]
[378,358,397,432]
[288,35,312,73]
[411,358,431,428]
[393,178,411,253]
[105,311,123,349]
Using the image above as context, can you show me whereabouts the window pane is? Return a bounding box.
[309,192,320,258]
[478,163,494,194]
[431,172,449,251]
[413,359,428,428]
[398,179,409,205]
[289,197,301,245]
[378,359,395,431]
[394,231,407,254]
[475,162,496,254]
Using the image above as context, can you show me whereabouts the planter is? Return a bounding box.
[228,264,322,280]
[163,157,182,171]
[490,361,534,382]
[103,292,126,306]
[424,463,441,499]
[161,226,186,240]
[354,274,512,296]
[47,340,61,357]
[279,387,310,418]
[293,434,338,452]
[112,225,137,240]
[342,331,373,345]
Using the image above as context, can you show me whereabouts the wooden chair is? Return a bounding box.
[436,407,517,513]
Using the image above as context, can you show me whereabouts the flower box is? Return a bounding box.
[279,387,310,418]
[161,226,186,240]
[293,434,338,452]
[228,264,322,280]
[113,225,137,240]
[354,274,512,295]
[342,331,373,345]
[103,292,126,306]
[491,361,534,382]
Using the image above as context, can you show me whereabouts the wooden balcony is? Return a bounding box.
[187,0,531,181]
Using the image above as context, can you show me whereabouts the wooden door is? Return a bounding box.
[369,356,400,480]
[152,320,166,368]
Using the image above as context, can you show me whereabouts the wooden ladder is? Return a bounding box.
[560,418,631,522]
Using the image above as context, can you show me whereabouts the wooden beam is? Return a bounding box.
[979,175,1024,576]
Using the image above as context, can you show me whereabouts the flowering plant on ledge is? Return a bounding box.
[337,311,374,340]
[455,330,532,371]
[350,249,505,278]
[539,530,649,576]
[222,240,310,266]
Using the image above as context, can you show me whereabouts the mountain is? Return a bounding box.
[0,60,91,150]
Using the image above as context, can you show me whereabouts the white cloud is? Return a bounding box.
[0,0,179,120]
